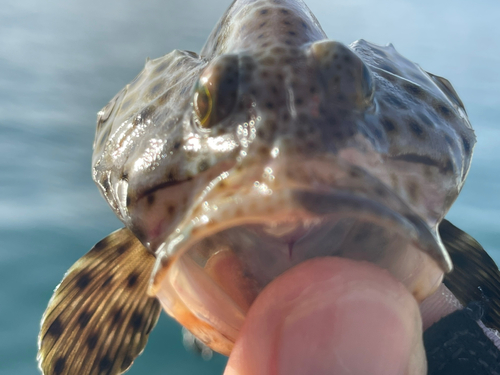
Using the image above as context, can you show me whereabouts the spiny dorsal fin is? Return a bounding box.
[440,219,500,331]
[38,228,161,375]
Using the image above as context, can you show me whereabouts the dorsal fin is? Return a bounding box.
[440,219,500,331]
[38,228,161,375]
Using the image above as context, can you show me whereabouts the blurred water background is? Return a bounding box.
[1,0,499,374]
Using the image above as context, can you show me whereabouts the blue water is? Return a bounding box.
[1,0,499,374]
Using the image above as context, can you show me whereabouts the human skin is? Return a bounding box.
[224,257,460,375]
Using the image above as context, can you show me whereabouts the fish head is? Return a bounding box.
[92,0,476,354]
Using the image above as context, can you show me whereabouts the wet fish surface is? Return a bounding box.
[38,0,500,374]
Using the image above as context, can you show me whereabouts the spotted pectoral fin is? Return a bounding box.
[38,228,161,375]
[440,219,500,331]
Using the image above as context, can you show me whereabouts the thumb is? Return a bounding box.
[224,257,427,375]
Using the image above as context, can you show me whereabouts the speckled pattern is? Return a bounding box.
[93,0,473,245]
[91,0,476,355]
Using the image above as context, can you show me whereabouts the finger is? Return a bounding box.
[225,257,426,375]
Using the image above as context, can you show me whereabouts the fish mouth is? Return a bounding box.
[149,165,450,354]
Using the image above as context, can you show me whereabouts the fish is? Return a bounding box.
[38,0,500,373]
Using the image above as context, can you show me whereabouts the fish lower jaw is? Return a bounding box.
[150,188,447,354]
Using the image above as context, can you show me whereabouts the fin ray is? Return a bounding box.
[440,219,500,331]
[38,228,161,375]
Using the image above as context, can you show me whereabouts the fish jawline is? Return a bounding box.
[148,189,447,353]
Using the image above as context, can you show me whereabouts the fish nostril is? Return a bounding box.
[309,40,374,106]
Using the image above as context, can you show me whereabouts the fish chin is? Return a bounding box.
[151,188,447,354]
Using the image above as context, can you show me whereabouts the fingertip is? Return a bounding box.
[226,257,426,375]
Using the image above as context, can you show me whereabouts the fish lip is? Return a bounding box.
[135,177,193,202]
[149,186,451,294]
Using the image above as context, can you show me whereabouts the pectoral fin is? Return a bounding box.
[440,219,500,331]
[38,228,161,375]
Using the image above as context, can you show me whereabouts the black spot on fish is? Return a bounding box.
[280,9,289,14]
[198,160,209,172]
[462,136,471,153]
[150,82,163,96]
[126,196,131,207]
[154,61,170,74]
[112,309,122,324]
[444,158,454,174]
[260,9,268,14]
[78,311,93,328]
[404,83,424,98]
[409,120,424,137]
[259,21,267,28]
[288,31,296,36]
[102,275,113,287]
[349,169,362,179]
[301,21,308,29]
[121,172,128,181]
[381,118,396,133]
[131,312,143,329]
[47,318,63,337]
[266,102,274,109]
[260,56,275,65]
[117,244,127,255]
[173,141,181,150]
[147,194,155,206]
[54,357,66,375]
[127,273,139,288]
[407,180,419,203]
[121,356,134,371]
[140,105,156,120]
[93,237,108,252]
[76,273,91,289]
[87,334,98,349]
[375,186,387,197]
[167,205,175,215]
[99,356,112,372]
[436,104,453,118]
[157,90,171,106]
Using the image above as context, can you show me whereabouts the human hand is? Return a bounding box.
[224,257,457,375]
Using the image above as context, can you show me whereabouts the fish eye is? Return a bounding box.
[194,81,213,127]
[193,55,239,129]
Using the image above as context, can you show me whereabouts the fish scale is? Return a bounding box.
[38,0,500,374]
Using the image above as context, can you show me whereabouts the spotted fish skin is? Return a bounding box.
[83,0,482,359]
[93,0,474,247]
[89,0,478,353]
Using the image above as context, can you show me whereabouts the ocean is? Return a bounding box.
[1,0,498,374]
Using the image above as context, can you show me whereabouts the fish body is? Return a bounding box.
[38,0,499,374]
